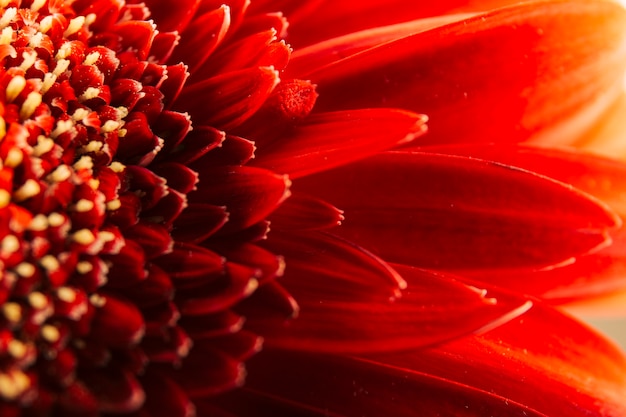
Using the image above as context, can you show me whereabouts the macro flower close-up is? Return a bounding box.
[1,0,626,416]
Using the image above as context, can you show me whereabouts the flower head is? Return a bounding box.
[2,0,626,416]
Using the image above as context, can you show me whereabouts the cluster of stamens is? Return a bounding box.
[0,0,148,405]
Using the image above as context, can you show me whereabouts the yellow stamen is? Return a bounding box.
[41,324,60,343]
[13,179,40,202]
[2,302,21,323]
[47,212,65,227]
[6,75,26,102]
[15,262,35,278]
[40,255,60,272]
[57,286,77,303]
[75,199,94,212]
[64,16,85,37]
[28,292,47,309]
[73,229,95,245]
[20,92,43,119]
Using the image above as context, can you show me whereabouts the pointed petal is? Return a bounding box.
[190,165,290,233]
[223,351,546,417]
[169,5,230,73]
[195,135,256,167]
[203,331,263,361]
[152,162,198,194]
[176,263,259,315]
[89,293,145,349]
[155,242,224,280]
[301,1,626,146]
[220,304,626,417]
[269,192,344,231]
[82,369,144,414]
[206,242,284,284]
[251,109,427,178]
[236,280,299,321]
[425,145,626,216]
[288,14,475,77]
[296,151,619,271]
[125,222,173,259]
[249,0,527,47]
[250,231,531,353]
[169,347,245,397]
[180,310,245,339]
[434,227,626,302]
[123,265,173,308]
[201,30,281,76]
[176,66,280,130]
[140,372,195,417]
[366,302,626,417]
[166,126,225,165]
[143,0,201,32]
[171,204,229,243]
[421,145,626,300]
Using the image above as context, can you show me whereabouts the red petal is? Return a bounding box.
[125,222,173,259]
[251,231,531,353]
[166,126,225,165]
[169,347,246,397]
[191,165,290,233]
[56,381,98,416]
[140,372,195,417]
[81,368,145,413]
[105,240,147,286]
[159,64,189,107]
[235,11,289,40]
[296,151,619,270]
[176,66,280,130]
[427,145,626,216]
[152,162,198,195]
[216,304,626,417]
[207,242,284,283]
[180,310,245,339]
[299,1,626,147]
[269,192,344,231]
[155,242,224,280]
[365,302,626,417]
[198,330,263,361]
[143,0,201,32]
[250,0,524,47]
[419,145,626,300]
[251,109,427,178]
[124,265,174,308]
[236,280,299,320]
[111,20,155,61]
[221,351,545,417]
[194,135,256,167]
[197,30,281,76]
[197,0,249,34]
[171,203,229,243]
[288,14,475,77]
[176,263,259,315]
[169,5,230,73]
[89,294,145,348]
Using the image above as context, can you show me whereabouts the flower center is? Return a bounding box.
[0,0,183,408]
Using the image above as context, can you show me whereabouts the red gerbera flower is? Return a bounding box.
[1,0,626,416]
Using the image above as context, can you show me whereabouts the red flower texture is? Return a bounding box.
[0,1,625,417]
[0,0,303,414]
[207,0,626,416]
